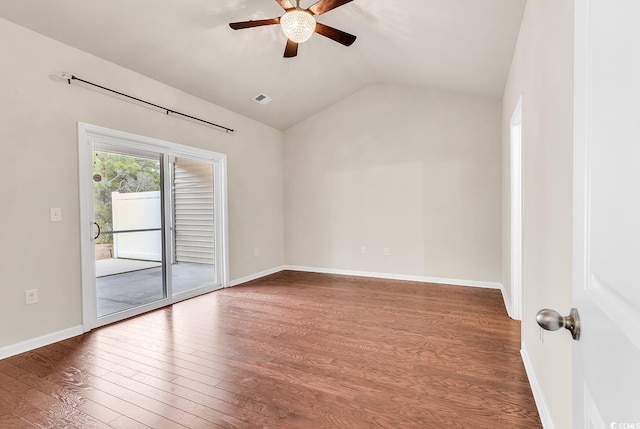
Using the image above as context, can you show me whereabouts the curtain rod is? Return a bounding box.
[61,73,236,134]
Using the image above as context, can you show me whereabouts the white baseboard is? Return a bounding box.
[284,265,502,289]
[499,282,513,319]
[284,265,511,317]
[0,267,507,359]
[521,347,554,429]
[230,265,512,322]
[228,265,286,287]
[0,325,84,360]
[0,265,286,359]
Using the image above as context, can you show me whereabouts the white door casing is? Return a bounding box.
[510,94,523,321]
[573,1,640,427]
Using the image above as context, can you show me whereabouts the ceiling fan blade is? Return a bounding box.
[314,22,356,46]
[275,0,294,10]
[308,0,354,15]
[284,39,299,58]
[229,18,280,30]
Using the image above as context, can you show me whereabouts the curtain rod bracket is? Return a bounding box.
[61,71,72,85]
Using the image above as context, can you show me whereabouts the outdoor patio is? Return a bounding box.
[96,259,216,317]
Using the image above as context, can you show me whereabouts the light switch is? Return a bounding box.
[50,208,62,222]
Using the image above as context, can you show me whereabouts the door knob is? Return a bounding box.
[536,308,581,340]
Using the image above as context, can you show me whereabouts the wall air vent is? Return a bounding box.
[253,93,273,105]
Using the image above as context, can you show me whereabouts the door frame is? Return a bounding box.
[78,122,229,331]
[510,94,523,320]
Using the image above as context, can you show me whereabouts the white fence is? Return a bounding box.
[112,191,162,262]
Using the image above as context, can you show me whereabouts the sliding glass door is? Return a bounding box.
[79,123,228,330]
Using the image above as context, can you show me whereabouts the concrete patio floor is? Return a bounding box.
[96,260,216,317]
[96,258,162,277]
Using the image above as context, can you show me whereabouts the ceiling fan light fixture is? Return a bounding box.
[280,10,316,43]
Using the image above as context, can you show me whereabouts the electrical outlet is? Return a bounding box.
[383,247,391,256]
[50,208,62,222]
[25,289,38,305]
[254,248,259,257]
[360,246,366,254]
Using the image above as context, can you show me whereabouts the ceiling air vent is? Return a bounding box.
[253,93,273,105]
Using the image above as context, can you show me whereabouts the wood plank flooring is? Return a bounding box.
[0,271,541,428]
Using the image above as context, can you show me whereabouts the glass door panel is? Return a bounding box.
[170,157,217,295]
[93,147,165,318]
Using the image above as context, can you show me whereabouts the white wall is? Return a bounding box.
[284,84,502,283]
[502,1,574,427]
[0,18,285,348]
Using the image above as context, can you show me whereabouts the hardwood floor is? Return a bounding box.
[0,271,541,428]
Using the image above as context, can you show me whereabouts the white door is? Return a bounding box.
[573,1,640,427]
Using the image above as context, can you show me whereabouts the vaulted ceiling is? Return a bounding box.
[0,0,526,130]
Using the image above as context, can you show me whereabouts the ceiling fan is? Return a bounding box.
[229,0,356,58]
